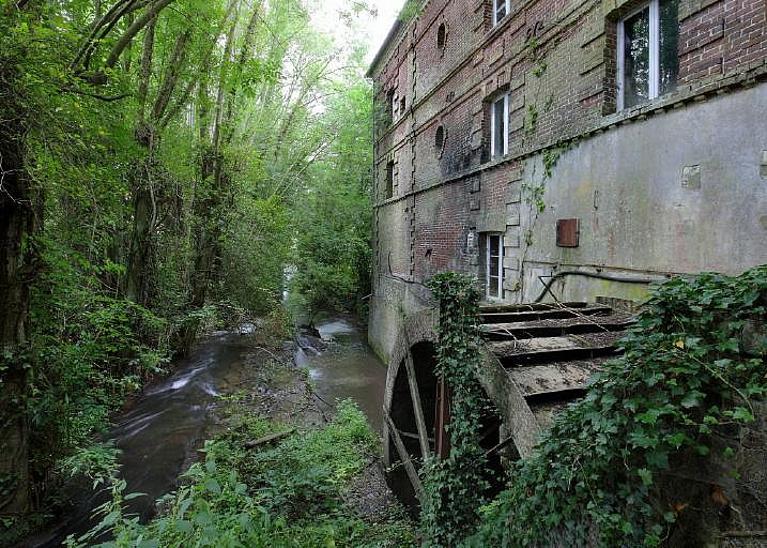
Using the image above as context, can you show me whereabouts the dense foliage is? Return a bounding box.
[290,81,374,316]
[71,400,415,547]
[469,267,767,546]
[421,273,491,546]
[0,0,374,533]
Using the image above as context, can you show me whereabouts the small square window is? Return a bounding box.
[490,94,509,159]
[493,0,510,27]
[617,0,679,110]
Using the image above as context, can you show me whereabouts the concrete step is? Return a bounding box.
[479,302,590,314]
[507,358,606,398]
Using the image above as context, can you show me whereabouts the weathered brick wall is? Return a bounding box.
[369,0,767,361]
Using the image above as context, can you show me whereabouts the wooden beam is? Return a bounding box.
[403,334,432,458]
[397,430,435,443]
[384,409,425,501]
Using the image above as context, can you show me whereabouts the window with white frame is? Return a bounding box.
[617,0,679,110]
[485,234,504,299]
[490,94,509,159]
[493,0,510,26]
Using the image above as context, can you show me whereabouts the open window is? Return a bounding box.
[484,233,504,299]
[435,125,445,152]
[617,0,679,110]
[490,94,509,160]
[493,0,510,27]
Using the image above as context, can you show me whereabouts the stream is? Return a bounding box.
[29,318,387,547]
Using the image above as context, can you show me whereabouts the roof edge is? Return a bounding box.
[366,1,425,79]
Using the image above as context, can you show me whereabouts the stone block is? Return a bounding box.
[681,165,702,190]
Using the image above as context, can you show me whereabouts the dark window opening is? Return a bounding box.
[493,0,509,26]
[385,161,394,199]
[386,89,396,124]
[437,23,447,50]
[435,125,445,151]
[399,96,406,115]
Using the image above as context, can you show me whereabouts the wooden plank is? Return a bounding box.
[434,378,451,459]
[403,340,432,458]
[384,409,425,501]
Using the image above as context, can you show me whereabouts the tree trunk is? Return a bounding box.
[0,126,36,517]
[125,173,154,305]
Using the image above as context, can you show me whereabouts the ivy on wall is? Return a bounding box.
[468,266,767,546]
[421,273,491,546]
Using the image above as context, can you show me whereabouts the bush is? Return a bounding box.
[71,401,415,548]
[469,267,767,546]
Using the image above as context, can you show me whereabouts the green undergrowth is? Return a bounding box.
[71,400,415,548]
[468,266,767,546]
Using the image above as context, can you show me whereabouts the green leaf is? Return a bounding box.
[638,468,653,486]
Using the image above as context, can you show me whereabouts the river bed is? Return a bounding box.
[29,317,387,547]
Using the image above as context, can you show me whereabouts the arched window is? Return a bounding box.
[437,23,447,50]
[435,125,445,151]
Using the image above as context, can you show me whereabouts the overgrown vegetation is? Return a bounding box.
[69,400,415,548]
[0,0,375,536]
[469,267,767,546]
[421,273,492,546]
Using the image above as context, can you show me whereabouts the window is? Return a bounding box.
[485,234,504,299]
[385,161,394,199]
[437,23,447,50]
[617,0,679,110]
[435,125,445,151]
[399,96,406,115]
[493,0,510,26]
[386,89,396,124]
[490,94,509,159]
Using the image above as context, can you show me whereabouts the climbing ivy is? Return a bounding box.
[468,266,767,547]
[421,273,491,547]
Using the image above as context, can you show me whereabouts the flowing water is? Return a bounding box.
[296,318,387,433]
[29,318,386,547]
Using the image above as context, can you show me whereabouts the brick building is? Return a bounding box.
[368,0,767,363]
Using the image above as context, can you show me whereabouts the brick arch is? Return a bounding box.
[382,309,439,507]
[382,308,508,507]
